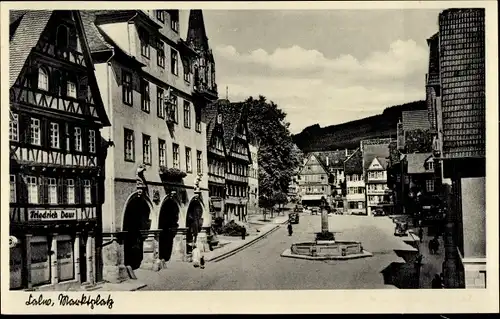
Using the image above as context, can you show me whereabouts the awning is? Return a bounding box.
[301,195,323,201]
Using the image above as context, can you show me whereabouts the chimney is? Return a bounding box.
[326,156,329,167]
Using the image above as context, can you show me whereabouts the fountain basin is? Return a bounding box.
[282,240,373,260]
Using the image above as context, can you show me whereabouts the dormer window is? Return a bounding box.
[38,67,49,91]
[56,25,69,48]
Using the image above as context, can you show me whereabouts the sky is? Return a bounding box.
[180,9,444,134]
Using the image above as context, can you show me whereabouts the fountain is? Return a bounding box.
[281,197,373,260]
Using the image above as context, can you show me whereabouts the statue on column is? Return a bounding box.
[136,164,148,196]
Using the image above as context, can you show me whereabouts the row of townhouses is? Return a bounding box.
[9,9,258,291]
[296,144,396,217]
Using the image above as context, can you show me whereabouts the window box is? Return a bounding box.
[159,166,187,180]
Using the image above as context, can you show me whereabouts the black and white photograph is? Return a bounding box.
[1,1,498,315]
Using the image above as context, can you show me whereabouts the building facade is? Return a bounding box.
[85,9,214,283]
[344,149,366,215]
[311,150,348,209]
[9,10,110,290]
[434,9,486,289]
[361,139,394,216]
[221,101,252,223]
[247,140,260,215]
[204,102,226,220]
[297,153,331,207]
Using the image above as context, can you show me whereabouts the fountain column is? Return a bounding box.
[321,206,329,233]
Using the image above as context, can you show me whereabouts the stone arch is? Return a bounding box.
[157,196,181,261]
[121,191,154,270]
[185,196,205,254]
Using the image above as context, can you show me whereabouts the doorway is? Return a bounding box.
[158,198,180,261]
[122,195,151,270]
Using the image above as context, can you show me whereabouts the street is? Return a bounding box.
[136,214,416,290]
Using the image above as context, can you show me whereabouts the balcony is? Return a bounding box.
[230,152,249,162]
[193,77,218,101]
[366,188,392,195]
[225,173,248,184]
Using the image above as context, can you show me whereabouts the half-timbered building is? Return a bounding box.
[9,10,110,290]
[220,101,252,223]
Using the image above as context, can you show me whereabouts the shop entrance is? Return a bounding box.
[122,194,152,270]
[158,198,180,261]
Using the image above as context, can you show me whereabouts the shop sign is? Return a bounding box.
[28,209,77,221]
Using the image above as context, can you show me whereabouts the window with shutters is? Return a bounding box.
[157,87,165,118]
[171,49,178,75]
[157,40,165,68]
[27,176,38,204]
[67,80,77,98]
[74,127,82,151]
[156,10,165,23]
[124,128,135,162]
[195,110,201,133]
[10,113,18,141]
[197,150,202,174]
[48,178,57,204]
[170,10,179,32]
[141,79,150,113]
[139,28,150,59]
[173,143,180,169]
[66,179,75,204]
[143,134,151,165]
[172,95,178,123]
[50,123,60,149]
[158,139,166,167]
[84,180,91,204]
[426,179,435,192]
[10,175,16,203]
[183,101,191,128]
[185,147,192,172]
[88,130,96,153]
[122,71,133,106]
[183,60,191,82]
[38,68,49,91]
[30,118,41,146]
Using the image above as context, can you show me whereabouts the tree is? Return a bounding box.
[405,129,433,153]
[245,96,302,211]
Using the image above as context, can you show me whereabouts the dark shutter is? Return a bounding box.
[67,124,73,152]
[75,178,81,204]
[22,114,31,144]
[60,121,67,151]
[41,118,49,149]
[57,177,64,205]
[62,179,68,205]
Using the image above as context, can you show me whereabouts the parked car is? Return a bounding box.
[289,212,300,224]
[311,207,320,215]
[373,209,385,217]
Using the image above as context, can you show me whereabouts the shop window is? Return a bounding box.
[30,237,51,286]
[57,235,74,282]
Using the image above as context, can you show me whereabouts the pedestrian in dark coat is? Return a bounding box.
[418,227,424,243]
[287,222,293,236]
[431,274,443,288]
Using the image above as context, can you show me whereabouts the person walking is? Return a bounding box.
[418,227,424,243]
[288,221,293,236]
[200,255,205,269]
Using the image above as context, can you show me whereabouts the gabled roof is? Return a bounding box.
[344,148,362,174]
[362,142,391,173]
[310,150,347,170]
[298,153,329,176]
[402,110,431,131]
[10,10,111,127]
[368,157,389,170]
[219,100,245,149]
[406,152,433,174]
[9,10,53,87]
[80,11,114,53]
[203,101,221,146]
